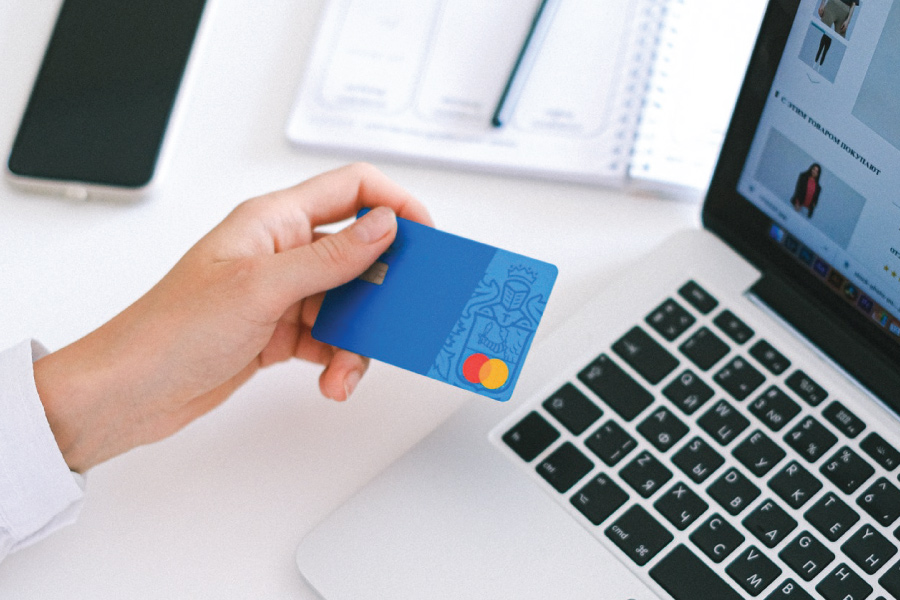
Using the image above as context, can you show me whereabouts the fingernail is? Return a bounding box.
[350,207,396,244]
[343,370,362,400]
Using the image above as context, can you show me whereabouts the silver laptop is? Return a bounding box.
[296,1,900,598]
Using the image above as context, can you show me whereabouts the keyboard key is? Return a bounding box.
[768,461,822,509]
[785,370,827,407]
[820,446,875,494]
[605,505,673,566]
[714,309,755,344]
[858,478,900,527]
[698,399,750,446]
[612,326,679,385]
[750,339,791,375]
[673,436,724,483]
[654,481,708,531]
[816,563,872,600]
[691,513,745,563]
[542,383,602,435]
[651,544,742,600]
[502,411,559,461]
[678,280,719,314]
[784,416,837,463]
[733,430,786,477]
[763,579,815,599]
[620,450,672,498]
[536,442,593,493]
[743,499,797,548]
[842,524,897,575]
[860,432,900,471]
[715,356,766,401]
[663,369,714,415]
[680,327,730,371]
[822,401,866,439]
[726,545,782,596]
[570,473,628,525]
[578,354,653,421]
[708,467,760,515]
[779,531,834,581]
[646,298,695,341]
[749,386,800,432]
[879,558,900,599]
[805,492,860,542]
[637,406,688,452]
[584,420,637,466]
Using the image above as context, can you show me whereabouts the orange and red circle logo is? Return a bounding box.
[462,353,509,390]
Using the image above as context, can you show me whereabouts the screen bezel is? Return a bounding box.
[702,0,900,405]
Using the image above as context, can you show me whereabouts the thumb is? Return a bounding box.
[268,206,397,305]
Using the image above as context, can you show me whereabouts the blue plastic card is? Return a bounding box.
[312,212,558,401]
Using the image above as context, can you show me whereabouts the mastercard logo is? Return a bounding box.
[462,353,509,390]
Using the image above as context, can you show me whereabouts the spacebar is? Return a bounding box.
[649,545,742,600]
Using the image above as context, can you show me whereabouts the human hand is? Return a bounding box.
[33,163,432,472]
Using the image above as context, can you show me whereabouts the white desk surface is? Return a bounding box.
[0,1,702,597]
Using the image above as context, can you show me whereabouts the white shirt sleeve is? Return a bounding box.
[0,340,85,563]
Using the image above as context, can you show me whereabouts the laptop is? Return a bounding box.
[296,0,900,598]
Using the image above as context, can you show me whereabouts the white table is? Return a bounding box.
[0,1,700,597]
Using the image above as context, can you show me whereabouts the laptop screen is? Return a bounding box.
[704,0,900,404]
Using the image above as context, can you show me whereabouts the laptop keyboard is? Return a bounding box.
[497,280,900,600]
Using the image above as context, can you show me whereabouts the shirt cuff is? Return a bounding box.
[0,340,85,560]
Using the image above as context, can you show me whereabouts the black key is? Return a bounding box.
[620,450,672,498]
[584,420,637,466]
[663,369,715,415]
[860,432,900,472]
[715,357,766,401]
[785,370,828,407]
[654,481,708,531]
[805,492,860,541]
[570,472,628,525]
[750,339,792,375]
[822,401,866,439]
[768,461,822,509]
[578,354,653,421]
[784,416,837,463]
[743,499,798,548]
[714,309,755,344]
[605,504,673,566]
[673,436,724,483]
[820,446,875,495]
[680,327,730,371]
[763,579,815,599]
[749,386,801,432]
[536,442,593,493]
[733,430,786,477]
[502,411,559,462]
[646,298,696,341]
[842,524,898,575]
[691,513,745,563]
[679,280,719,314]
[779,531,834,581]
[726,545,782,596]
[816,563,872,600]
[612,326,679,385]
[708,467,760,515]
[637,406,688,452]
[542,383,602,435]
[879,558,900,599]
[858,477,900,527]
[651,544,743,600]
[698,399,750,446]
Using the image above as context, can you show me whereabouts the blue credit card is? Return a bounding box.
[312,211,558,401]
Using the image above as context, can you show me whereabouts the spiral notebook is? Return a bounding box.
[286,0,766,191]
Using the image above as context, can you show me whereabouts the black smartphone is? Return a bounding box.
[6,0,208,200]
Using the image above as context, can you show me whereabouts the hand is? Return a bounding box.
[33,163,433,472]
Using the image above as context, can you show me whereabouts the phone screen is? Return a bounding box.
[8,0,207,189]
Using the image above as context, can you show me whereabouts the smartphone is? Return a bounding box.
[6,0,209,200]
